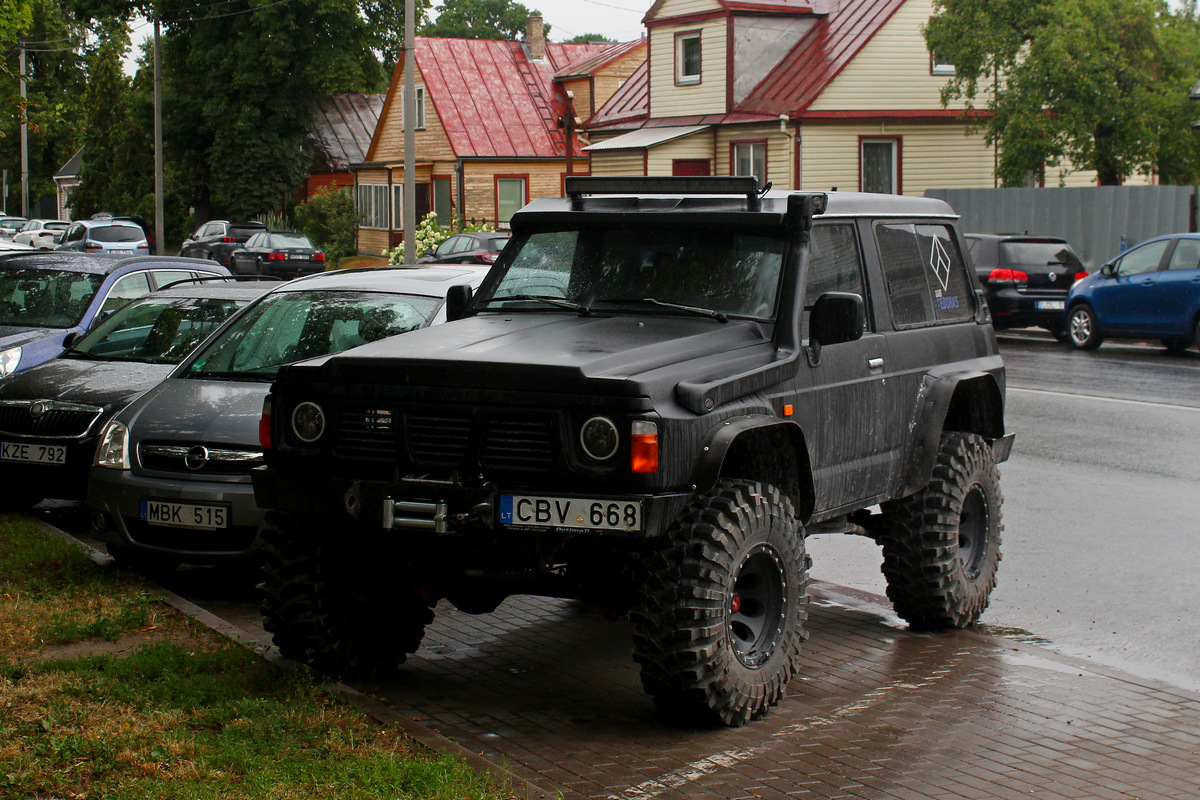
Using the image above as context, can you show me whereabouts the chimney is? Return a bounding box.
[526,15,545,62]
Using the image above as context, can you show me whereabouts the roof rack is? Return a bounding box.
[564,176,761,210]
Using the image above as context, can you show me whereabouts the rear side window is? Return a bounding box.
[91,225,143,243]
[876,222,974,327]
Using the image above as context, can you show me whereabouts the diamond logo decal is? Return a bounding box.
[929,236,951,292]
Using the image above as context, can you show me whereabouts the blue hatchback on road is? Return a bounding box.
[1064,233,1200,353]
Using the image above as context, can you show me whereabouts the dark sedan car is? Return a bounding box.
[0,252,230,378]
[416,231,511,265]
[180,220,267,266]
[0,281,270,510]
[228,232,325,278]
[965,233,1088,338]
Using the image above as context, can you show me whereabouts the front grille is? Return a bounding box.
[0,400,103,438]
[332,404,557,472]
[138,443,263,476]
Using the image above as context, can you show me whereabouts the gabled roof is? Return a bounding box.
[587,0,903,130]
[643,0,825,23]
[309,94,385,172]
[554,38,645,80]
[55,148,83,181]
[392,37,614,160]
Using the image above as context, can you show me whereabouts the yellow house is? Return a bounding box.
[353,19,645,256]
[583,0,1003,195]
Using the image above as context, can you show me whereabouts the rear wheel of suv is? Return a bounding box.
[632,479,808,727]
[259,515,433,680]
[877,432,1002,630]
[1067,304,1103,350]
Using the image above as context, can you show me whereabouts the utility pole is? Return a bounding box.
[403,0,416,263]
[153,13,165,254]
[19,36,29,218]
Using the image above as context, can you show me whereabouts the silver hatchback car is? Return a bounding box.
[86,265,491,570]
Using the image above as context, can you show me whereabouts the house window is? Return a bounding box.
[931,53,956,76]
[402,85,426,130]
[676,32,701,85]
[356,183,389,229]
[391,185,404,230]
[861,139,899,194]
[433,177,452,227]
[732,142,766,186]
[496,177,527,225]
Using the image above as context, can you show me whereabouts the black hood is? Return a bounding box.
[279,312,779,404]
[0,357,174,410]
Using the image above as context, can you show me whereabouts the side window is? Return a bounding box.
[100,272,153,316]
[151,270,201,289]
[1116,240,1169,276]
[67,224,86,243]
[1167,239,1200,271]
[876,223,974,328]
[804,223,867,340]
[435,236,461,257]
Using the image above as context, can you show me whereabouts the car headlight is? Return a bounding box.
[291,401,326,443]
[0,346,21,378]
[94,419,131,470]
[580,416,620,461]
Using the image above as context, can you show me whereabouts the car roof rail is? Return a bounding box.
[565,175,763,210]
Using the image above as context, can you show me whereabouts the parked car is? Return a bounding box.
[0,252,231,378]
[56,219,149,255]
[0,216,28,240]
[13,219,70,250]
[0,281,271,511]
[180,220,267,266]
[416,231,511,265]
[228,232,325,278]
[87,264,492,570]
[1064,233,1200,352]
[965,233,1088,338]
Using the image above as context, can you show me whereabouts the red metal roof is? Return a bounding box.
[555,38,646,80]
[415,38,613,159]
[584,61,650,129]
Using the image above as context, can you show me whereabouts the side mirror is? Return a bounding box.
[445,284,474,321]
[806,291,865,367]
[61,331,83,349]
[1100,263,1116,278]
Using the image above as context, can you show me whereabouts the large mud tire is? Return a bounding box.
[259,515,433,680]
[877,432,1002,630]
[631,480,808,727]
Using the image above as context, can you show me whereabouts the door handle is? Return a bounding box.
[868,357,884,370]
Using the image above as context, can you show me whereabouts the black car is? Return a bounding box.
[254,176,1013,727]
[416,231,511,265]
[229,232,326,278]
[965,233,1088,337]
[180,220,268,266]
[0,281,270,510]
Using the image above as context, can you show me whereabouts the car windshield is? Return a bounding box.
[69,296,250,364]
[475,229,788,320]
[91,226,143,243]
[185,290,441,379]
[267,233,313,249]
[999,241,1082,269]
[0,268,105,327]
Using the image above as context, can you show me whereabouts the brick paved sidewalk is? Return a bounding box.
[354,582,1200,800]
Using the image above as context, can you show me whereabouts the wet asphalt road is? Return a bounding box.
[808,332,1200,692]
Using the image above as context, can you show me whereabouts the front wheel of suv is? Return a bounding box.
[1067,304,1103,350]
[259,515,434,680]
[877,432,1002,630]
[631,479,809,727]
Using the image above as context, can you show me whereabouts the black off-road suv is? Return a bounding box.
[253,177,1014,727]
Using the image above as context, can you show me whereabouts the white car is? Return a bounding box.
[13,219,70,250]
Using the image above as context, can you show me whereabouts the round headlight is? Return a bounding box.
[580,416,619,461]
[291,401,326,443]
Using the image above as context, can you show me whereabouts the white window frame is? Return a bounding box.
[675,32,701,86]
[496,177,527,226]
[391,184,405,230]
[931,53,956,76]
[401,84,426,130]
[355,183,390,229]
[732,142,766,186]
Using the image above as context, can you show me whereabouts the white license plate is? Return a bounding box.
[1037,300,1064,310]
[111,249,133,254]
[140,499,228,529]
[500,494,642,532]
[292,254,310,260]
[0,441,66,464]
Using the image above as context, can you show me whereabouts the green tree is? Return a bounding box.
[565,33,614,43]
[421,0,547,40]
[293,185,357,266]
[68,20,130,217]
[925,0,1175,185]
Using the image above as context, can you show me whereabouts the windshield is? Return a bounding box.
[0,268,105,328]
[71,296,250,364]
[186,290,441,379]
[91,226,144,243]
[476,229,787,320]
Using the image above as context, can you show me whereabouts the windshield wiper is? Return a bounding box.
[479,294,591,316]
[596,297,728,322]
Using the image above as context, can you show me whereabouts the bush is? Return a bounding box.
[386,213,496,265]
[293,186,358,268]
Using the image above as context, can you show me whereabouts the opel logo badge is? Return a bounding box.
[29,401,49,419]
[184,445,210,471]
[1048,271,1057,282]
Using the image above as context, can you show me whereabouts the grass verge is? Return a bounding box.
[0,514,516,800]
